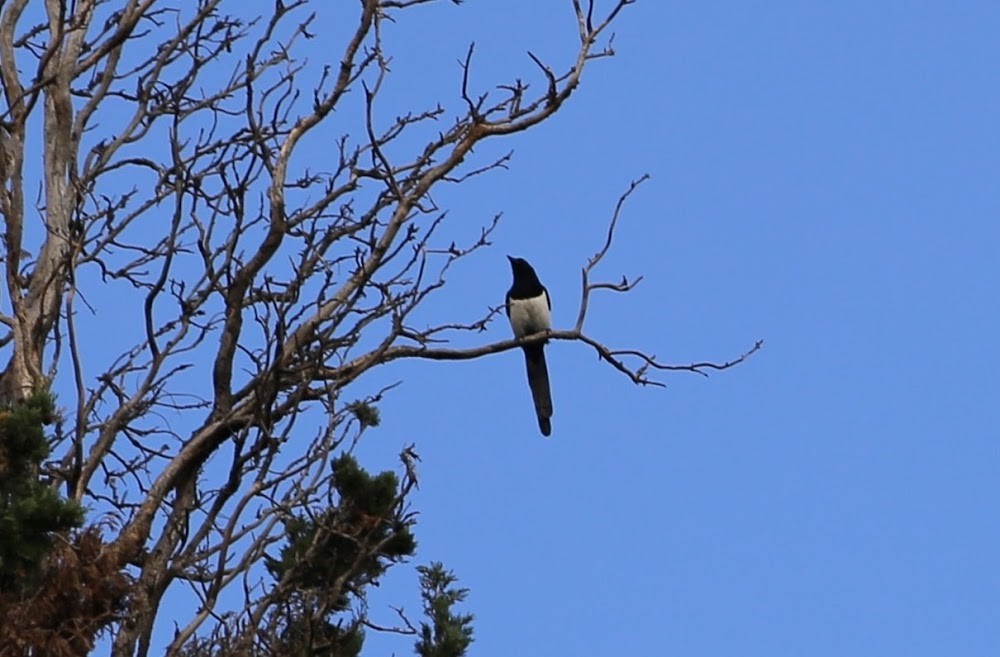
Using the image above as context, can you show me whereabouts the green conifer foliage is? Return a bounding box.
[415,563,475,657]
[0,393,85,590]
[264,454,418,656]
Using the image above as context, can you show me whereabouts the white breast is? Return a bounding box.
[508,294,551,337]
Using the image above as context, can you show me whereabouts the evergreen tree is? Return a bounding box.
[0,393,84,591]
[415,563,475,657]
[263,454,418,656]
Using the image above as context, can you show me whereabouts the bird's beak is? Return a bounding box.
[506,255,515,264]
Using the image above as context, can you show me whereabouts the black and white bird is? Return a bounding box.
[505,256,553,437]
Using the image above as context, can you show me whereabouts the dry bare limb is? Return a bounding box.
[337,175,762,388]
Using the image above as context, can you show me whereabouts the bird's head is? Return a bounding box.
[507,255,542,287]
[507,255,530,272]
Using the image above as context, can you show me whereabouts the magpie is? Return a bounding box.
[505,256,553,437]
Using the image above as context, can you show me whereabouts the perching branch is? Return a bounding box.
[357,174,761,388]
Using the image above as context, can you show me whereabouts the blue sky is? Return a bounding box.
[52,0,997,654]
[345,2,999,656]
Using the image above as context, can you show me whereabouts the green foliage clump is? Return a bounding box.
[347,401,381,428]
[267,454,416,592]
[265,453,417,656]
[272,616,365,657]
[415,563,475,657]
[0,392,85,590]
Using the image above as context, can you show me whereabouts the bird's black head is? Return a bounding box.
[507,255,544,293]
[507,255,536,277]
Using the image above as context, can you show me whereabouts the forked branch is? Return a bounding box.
[336,175,761,388]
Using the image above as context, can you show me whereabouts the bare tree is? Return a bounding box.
[0,0,758,654]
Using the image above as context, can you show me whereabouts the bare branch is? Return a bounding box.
[575,173,650,331]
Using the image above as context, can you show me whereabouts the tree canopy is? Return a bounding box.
[0,1,756,654]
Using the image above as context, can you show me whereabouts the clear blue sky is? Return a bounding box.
[67,1,998,654]
[347,2,999,656]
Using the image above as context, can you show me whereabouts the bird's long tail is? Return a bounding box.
[523,344,553,436]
